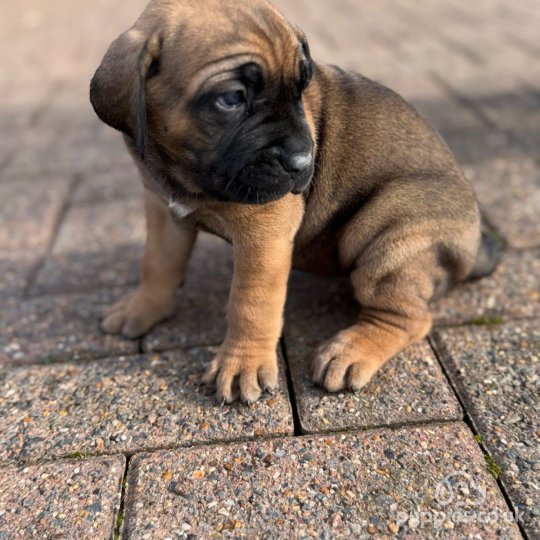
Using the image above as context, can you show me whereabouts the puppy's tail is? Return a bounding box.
[467,223,503,281]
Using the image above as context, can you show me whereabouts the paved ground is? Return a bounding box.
[0,0,538,538]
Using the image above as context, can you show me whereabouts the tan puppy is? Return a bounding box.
[90,0,500,403]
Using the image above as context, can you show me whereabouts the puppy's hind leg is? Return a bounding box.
[102,189,197,338]
[312,257,435,393]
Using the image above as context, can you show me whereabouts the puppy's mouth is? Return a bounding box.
[207,160,314,205]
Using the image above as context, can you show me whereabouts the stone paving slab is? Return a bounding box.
[445,128,516,169]
[0,289,139,366]
[0,253,37,300]
[31,243,143,297]
[432,249,540,325]
[2,124,137,179]
[0,350,293,465]
[287,339,462,435]
[43,194,144,255]
[470,157,540,249]
[72,164,142,206]
[0,176,71,255]
[0,0,147,87]
[0,1,145,179]
[426,72,540,158]
[142,288,229,353]
[284,273,461,432]
[432,321,540,537]
[0,455,124,540]
[432,72,540,136]
[31,197,145,295]
[123,422,520,539]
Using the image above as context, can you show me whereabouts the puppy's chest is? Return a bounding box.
[168,201,232,243]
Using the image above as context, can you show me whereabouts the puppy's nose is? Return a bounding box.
[282,152,313,173]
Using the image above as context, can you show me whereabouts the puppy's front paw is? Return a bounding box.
[202,345,278,404]
[101,290,175,339]
[312,330,379,393]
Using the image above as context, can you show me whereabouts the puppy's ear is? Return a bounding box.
[90,30,162,159]
[299,36,314,89]
[291,26,313,89]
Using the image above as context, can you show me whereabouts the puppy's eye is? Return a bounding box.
[215,90,246,111]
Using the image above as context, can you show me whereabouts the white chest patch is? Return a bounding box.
[168,200,195,220]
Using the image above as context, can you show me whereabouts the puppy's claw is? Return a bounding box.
[100,291,175,339]
[258,363,278,393]
[324,358,352,393]
[101,310,128,335]
[312,332,377,393]
[240,371,262,404]
[311,345,336,387]
[348,363,372,392]
[121,318,149,339]
[202,360,219,386]
[203,348,277,404]
[216,369,236,404]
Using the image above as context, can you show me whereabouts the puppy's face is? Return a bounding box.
[156,49,315,204]
[91,0,316,204]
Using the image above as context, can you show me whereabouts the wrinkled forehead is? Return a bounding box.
[156,0,303,93]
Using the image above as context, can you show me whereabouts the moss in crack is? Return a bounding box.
[41,355,60,365]
[114,475,128,539]
[114,508,124,540]
[468,317,504,327]
[65,451,89,459]
[484,453,502,479]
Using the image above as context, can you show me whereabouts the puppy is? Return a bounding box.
[90,0,500,403]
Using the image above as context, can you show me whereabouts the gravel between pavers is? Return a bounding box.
[123,422,520,539]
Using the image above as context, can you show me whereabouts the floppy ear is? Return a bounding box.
[291,25,314,88]
[299,36,314,88]
[90,30,162,159]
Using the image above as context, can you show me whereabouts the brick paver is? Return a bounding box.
[433,322,540,536]
[432,250,540,326]
[0,254,37,300]
[0,456,124,539]
[31,197,145,296]
[0,177,71,256]
[1,290,139,366]
[0,350,293,465]
[72,165,142,206]
[124,423,520,539]
[288,340,462,434]
[471,157,540,250]
[0,0,538,537]
[284,273,462,433]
